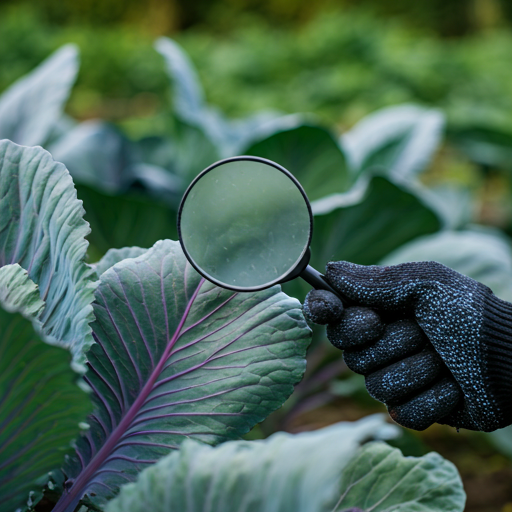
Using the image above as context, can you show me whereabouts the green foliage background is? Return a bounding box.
[2,0,512,133]
[3,1,512,510]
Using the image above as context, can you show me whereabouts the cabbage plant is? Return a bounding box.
[0,40,449,264]
[0,138,467,512]
[0,139,310,511]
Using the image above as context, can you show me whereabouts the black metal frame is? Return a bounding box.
[177,155,314,292]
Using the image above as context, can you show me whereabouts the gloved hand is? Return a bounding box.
[303,261,512,432]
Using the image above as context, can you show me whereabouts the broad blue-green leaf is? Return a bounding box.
[138,122,219,187]
[129,162,183,205]
[449,124,512,170]
[334,442,465,511]
[93,246,147,278]
[381,229,512,302]
[0,264,45,318]
[341,105,444,181]
[49,120,183,205]
[45,114,78,146]
[48,122,183,255]
[48,121,136,195]
[54,239,311,511]
[105,416,397,512]
[417,185,473,230]
[155,38,204,124]
[48,123,180,258]
[0,265,91,512]
[77,184,178,261]
[137,135,177,171]
[167,120,220,185]
[310,175,442,268]
[245,124,350,201]
[0,45,79,147]
[0,140,97,364]
[155,37,301,157]
[487,424,512,460]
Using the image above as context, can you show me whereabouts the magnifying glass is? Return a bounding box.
[177,156,347,302]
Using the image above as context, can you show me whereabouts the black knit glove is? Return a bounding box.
[303,261,512,432]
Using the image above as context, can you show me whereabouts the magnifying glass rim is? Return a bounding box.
[177,155,313,292]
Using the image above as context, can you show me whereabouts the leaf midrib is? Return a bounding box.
[53,278,205,512]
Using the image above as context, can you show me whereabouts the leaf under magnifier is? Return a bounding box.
[54,239,311,511]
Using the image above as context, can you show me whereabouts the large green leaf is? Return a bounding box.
[340,105,444,181]
[155,37,300,157]
[137,121,219,190]
[0,140,97,364]
[157,120,219,185]
[48,121,136,195]
[0,264,91,512]
[334,442,465,511]
[0,264,45,318]
[47,121,182,260]
[245,124,350,201]
[381,229,512,302]
[54,239,311,511]
[449,124,512,171]
[487,424,512,461]
[77,184,178,261]
[105,419,464,512]
[0,45,79,147]
[416,185,473,230]
[49,121,183,206]
[93,246,147,278]
[310,175,442,268]
[104,416,397,512]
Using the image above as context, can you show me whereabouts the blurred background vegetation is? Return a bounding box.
[2,1,512,510]
[2,0,512,128]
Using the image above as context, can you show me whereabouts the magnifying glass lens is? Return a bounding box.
[179,158,312,290]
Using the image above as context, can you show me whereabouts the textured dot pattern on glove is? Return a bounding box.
[303,260,512,432]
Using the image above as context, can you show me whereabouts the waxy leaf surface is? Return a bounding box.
[0,265,90,511]
[0,140,97,364]
[449,124,512,171]
[341,105,444,182]
[49,120,136,195]
[0,45,79,147]
[245,124,350,201]
[55,240,311,511]
[310,175,442,268]
[77,184,178,261]
[94,246,147,278]
[49,120,183,206]
[0,264,45,318]
[138,123,218,187]
[334,442,465,511]
[105,416,396,512]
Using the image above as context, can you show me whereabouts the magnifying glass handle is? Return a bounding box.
[299,265,353,306]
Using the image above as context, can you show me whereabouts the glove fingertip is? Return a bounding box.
[388,379,462,431]
[327,306,384,350]
[303,289,344,325]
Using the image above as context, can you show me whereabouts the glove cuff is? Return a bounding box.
[481,291,512,427]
